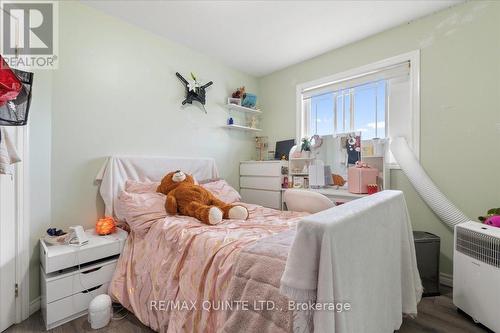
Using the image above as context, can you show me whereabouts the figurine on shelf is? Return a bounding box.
[255,136,268,161]
[250,116,258,129]
[232,86,245,99]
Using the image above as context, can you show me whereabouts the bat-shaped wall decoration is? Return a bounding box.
[176,72,213,113]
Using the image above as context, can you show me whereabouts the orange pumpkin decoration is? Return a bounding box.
[96,216,116,235]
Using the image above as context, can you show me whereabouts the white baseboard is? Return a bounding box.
[29,297,40,316]
[440,272,453,287]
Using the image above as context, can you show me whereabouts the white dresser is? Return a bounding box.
[40,228,127,330]
[239,160,287,210]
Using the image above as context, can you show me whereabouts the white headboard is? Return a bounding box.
[96,156,219,218]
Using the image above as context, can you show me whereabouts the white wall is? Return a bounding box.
[29,1,258,301]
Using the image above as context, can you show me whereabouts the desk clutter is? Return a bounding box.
[347,162,379,194]
[285,135,386,194]
[241,134,388,209]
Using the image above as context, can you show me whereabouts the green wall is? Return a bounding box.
[29,1,258,302]
[258,1,500,275]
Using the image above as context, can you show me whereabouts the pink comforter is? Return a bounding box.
[109,203,307,332]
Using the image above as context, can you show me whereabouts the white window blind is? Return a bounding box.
[301,61,410,99]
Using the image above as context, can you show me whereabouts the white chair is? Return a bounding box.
[283,189,335,214]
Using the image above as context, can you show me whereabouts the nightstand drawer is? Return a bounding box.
[240,176,282,191]
[42,258,117,303]
[42,282,109,330]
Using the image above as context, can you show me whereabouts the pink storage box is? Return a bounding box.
[348,165,378,194]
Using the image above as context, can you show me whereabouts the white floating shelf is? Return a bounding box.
[223,124,262,132]
[225,103,262,114]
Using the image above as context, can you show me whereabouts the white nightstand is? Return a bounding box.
[40,228,127,330]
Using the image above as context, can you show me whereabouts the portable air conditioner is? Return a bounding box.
[453,221,500,332]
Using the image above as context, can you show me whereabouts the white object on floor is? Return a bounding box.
[88,294,112,329]
[281,190,422,333]
[283,189,334,214]
[0,127,20,175]
[96,156,219,219]
[40,228,127,330]
[390,136,469,228]
[453,221,500,332]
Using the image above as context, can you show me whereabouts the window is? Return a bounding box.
[309,93,334,136]
[298,51,420,165]
[306,82,386,140]
[353,82,386,139]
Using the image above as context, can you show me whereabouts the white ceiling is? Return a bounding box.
[83,0,462,77]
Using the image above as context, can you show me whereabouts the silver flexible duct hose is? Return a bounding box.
[390,137,469,228]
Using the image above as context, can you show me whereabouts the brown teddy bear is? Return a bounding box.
[157,170,249,225]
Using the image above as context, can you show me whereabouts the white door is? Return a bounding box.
[0,127,19,332]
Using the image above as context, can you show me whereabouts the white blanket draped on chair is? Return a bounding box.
[281,190,422,333]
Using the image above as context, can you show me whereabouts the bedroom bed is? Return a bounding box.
[96,156,422,333]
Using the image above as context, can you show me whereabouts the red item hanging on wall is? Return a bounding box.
[0,56,22,107]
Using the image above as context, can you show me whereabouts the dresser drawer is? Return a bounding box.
[42,258,117,303]
[240,162,283,177]
[240,176,282,191]
[241,188,281,210]
[42,282,109,330]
